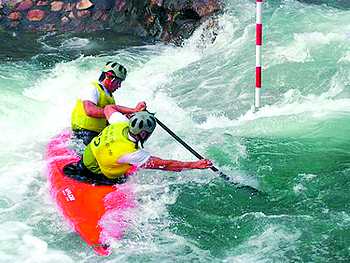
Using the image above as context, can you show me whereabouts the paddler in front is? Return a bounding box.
[71,61,146,145]
[64,108,213,184]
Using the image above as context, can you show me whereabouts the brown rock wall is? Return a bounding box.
[8,11,21,21]
[27,9,45,21]
[0,0,222,44]
[50,1,64,12]
[16,0,33,11]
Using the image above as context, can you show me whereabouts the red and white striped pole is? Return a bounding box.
[255,0,263,109]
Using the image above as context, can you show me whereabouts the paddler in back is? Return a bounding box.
[71,61,146,145]
[64,108,213,184]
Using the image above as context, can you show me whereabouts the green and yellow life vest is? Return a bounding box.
[83,122,138,179]
[71,81,115,133]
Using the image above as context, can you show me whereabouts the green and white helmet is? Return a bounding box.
[103,61,127,81]
[129,111,157,136]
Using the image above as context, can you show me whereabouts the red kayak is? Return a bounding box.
[45,131,135,256]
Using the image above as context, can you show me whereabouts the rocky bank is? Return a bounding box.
[0,0,222,44]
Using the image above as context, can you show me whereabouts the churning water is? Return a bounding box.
[0,0,350,262]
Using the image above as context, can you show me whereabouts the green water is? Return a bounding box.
[0,0,350,262]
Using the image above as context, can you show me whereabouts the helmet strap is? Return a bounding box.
[140,139,145,148]
[128,132,150,148]
[128,132,142,148]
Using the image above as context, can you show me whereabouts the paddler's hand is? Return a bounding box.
[135,101,147,112]
[191,159,213,169]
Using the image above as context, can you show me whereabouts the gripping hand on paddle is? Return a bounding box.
[190,159,213,169]
[135,101,147,112]
[104,102,147,119]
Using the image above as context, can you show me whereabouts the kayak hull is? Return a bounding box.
[45,130,135,256]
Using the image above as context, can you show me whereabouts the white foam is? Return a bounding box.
[1,1,349,260]
[0,221,73,263]
[293,173,319,194]
[271,31,349,64]
[225,225,301,263]
[60,37,91,50]
[338,51,350,63]
[197,87,350,138]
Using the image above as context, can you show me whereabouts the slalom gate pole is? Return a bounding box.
[255,0,263,109]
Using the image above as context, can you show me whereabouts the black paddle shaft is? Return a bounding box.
[154,117,230,181]
[155,117,263,197]
[154,116,262,195]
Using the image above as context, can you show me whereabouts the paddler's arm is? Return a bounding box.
[104,102,147,118]
[141,156,213,171]
[83,100,105,118]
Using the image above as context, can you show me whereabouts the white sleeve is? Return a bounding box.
[117,149,151,167]
[80,86,99,104]
[108,112,129,124]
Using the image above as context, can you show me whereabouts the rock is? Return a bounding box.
[77,10,91,18]
[93,0,114,10]
[192,0,220,17]
[68,11,75,19]
[27,9,45,21]
[8,11,21,21]
[36,1,49,6]
[150,0,163,7]
[0,0,222,46]
[92,10,103,20]
[61,16,69,24]
[85,23,102,31]
[10,21,19,27]
[16,0,33,11]
[115,0,126,12]
[100,13,109,21]
[40,23,55,31]
[76,0,93,10]
[51,1,64,12]
[145,15,155,25]
[8,0,22,9]
[64,3,73,12]
[163,0,189,11]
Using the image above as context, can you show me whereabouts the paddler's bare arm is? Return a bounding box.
[141,156,213,171]
[104,102,147,118]
[83,100,105,118]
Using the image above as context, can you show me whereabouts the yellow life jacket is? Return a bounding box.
[83,122,138,179]
[71,81,115,133]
